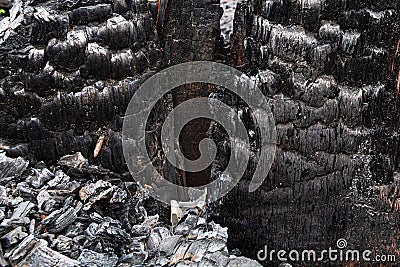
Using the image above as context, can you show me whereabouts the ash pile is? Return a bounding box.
[0,151,261,267]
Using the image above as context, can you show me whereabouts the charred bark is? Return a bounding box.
[212,0,400,265]
[0,0,400,266]
[0,0,163,172]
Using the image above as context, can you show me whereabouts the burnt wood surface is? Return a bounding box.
[0,0,399,266]
[0,0,162,171]
[214,0,400,265]
[163,0,222,187]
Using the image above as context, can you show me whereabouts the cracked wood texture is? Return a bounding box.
[0,0,163,172]
[0,0,223,188]
[0,0,400,266]
[213,0,400,265]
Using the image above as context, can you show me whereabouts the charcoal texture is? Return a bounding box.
[0,0,162,171]
[0,0,261,266]
[212,0,400,265]
[0,0,400,266]
[0,152,260,266]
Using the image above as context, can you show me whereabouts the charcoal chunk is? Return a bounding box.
[0,153,28,179]
[9,235,80,267]
[77,249,118,267]
[1,226,28,248]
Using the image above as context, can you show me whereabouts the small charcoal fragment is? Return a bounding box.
[1,226,28,248]
[77,249,118,267]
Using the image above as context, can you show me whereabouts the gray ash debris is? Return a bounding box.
[0,152,261,267]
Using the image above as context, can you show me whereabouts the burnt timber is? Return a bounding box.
[0,0,399,266]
